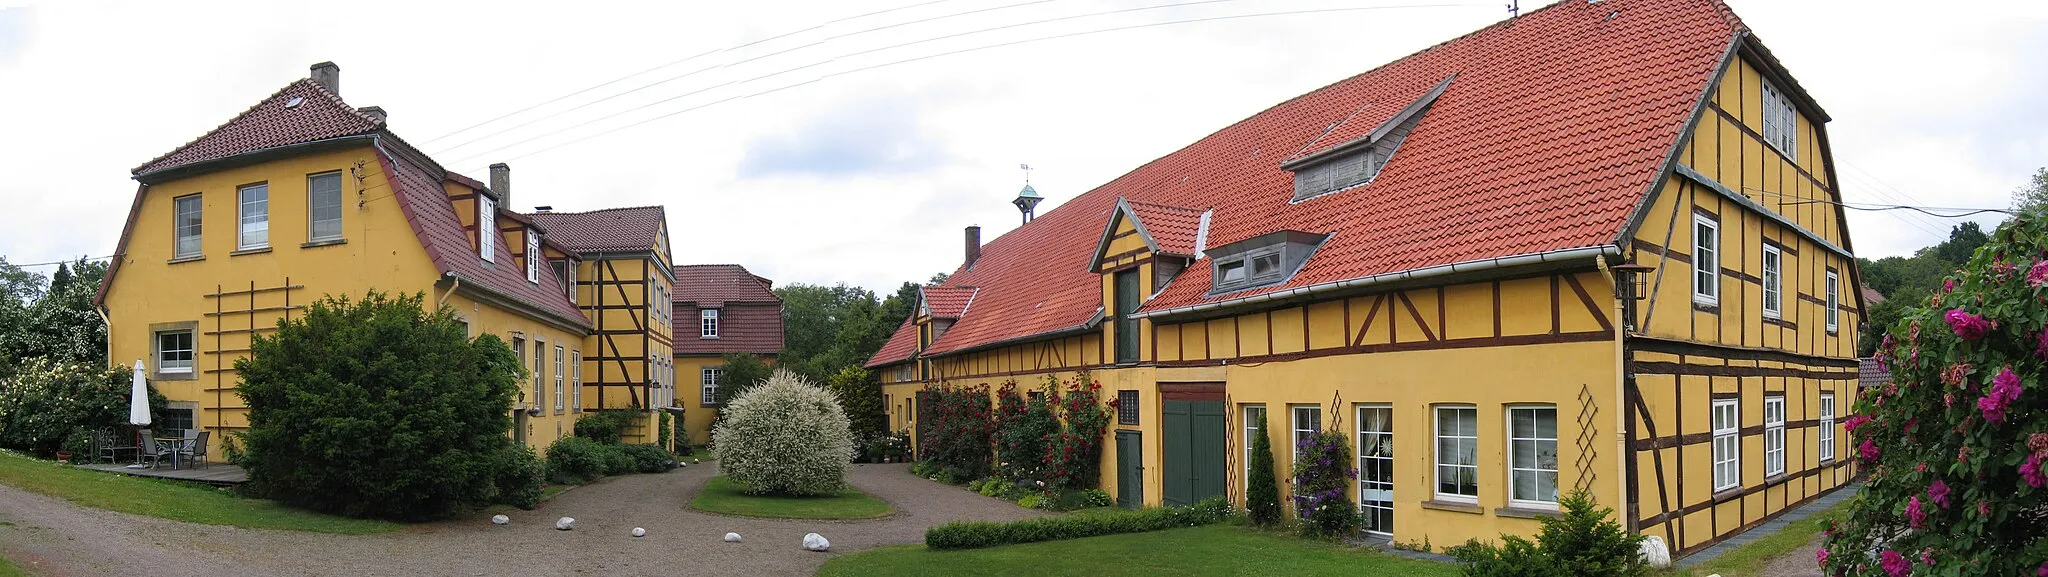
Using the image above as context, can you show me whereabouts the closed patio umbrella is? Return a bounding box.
[129,361,150,426]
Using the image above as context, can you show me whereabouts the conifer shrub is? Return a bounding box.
[1246,415,1283,526]
[714,369,855,496]
[1447,489,1645,577]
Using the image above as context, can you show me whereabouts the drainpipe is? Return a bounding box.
[1599,255,1631,527]
[438,273,463,309]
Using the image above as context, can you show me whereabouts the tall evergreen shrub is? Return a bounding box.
[1246,415,1282,526]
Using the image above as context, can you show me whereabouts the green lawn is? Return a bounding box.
[817,524,1461,577]
[0,451,399,535]
[691,475,892,520]
[0,554,25,577]
[1657,499,1849,577]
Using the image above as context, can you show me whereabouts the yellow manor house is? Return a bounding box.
[93,62,777,454]
[868,0,1861,558]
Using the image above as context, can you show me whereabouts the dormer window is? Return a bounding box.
[1208,231,1327,294]
[525,229,541,283]
[478,195,496,262]
[1283,74,1453,202]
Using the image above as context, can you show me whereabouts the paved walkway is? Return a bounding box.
[0,462,1044,577]
[1675,482,1860,573]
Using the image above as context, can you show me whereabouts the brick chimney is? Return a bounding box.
[357,106,386,124]
[489,163,511,208]
[964,225,982,270]
[310,62,339,95]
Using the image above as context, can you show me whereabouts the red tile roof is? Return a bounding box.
[675,302,784,355]
[866,319,919,368]
[875,0,1745,362]
[921,286,978,319]
[529,207,668,254]
[133,79,382,177]
[672,265,780,307]
[1123,200,1207,257]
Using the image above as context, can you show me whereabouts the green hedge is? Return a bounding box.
[925,497,1233,550]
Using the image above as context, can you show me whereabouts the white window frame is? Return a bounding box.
[155,329,195,374]
[1761,244,1782,319]
[1764,396,1785,477]
[571,350,583,412]
[1356,404,1394,535]
[553,345,565,414]
[1692,213,1719,305]
[511,335,527,403]
[1712,398,1741,492]
[701,366,724,406]
[237,183,269,250]
[526,230,541,284]
[701,309,720,339]
[1761,79,1798,162]
[173,194,203,259]
[1291,405,1321,468]
[1506,405,1559,509]
[1243,405,1267,493]
[478,196,496,262]
[532,339,546,411]
[1825,270,1839,333]
[307,171,344,242]
[1434,405,1479,502]
[1818,393,1835,462]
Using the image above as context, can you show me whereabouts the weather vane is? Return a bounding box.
[1020,163,1032,184]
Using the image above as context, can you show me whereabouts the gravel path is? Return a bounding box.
[0,462,1045,577]
[1754,536,1824,577]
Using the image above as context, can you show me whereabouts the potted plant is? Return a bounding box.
[58,428,94,464]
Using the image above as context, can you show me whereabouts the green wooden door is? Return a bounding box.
[1116,430,1143,508]
[1163,399,1228,506]
[1114,269,1140,364]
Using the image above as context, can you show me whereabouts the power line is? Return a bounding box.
[1745,187,2012,218]
[448,2,1491,170]
[4,255,114,269]
[1838,161,1954,233]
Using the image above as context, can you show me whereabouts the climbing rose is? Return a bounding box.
[2037,328,2048,361]
[1942,362,1972,387]
[1947,309,1991,340]
[2039,561,2047,576]
[1944,278,1957,293]
[2031,433,2048,454]
[1844,414,1873,433]
[2024,454,2046,489]
[1860,439,1881,462]
[1817,548,1830,567]
[1907,496,1926,528]
[1978,368,2023,423]
[1882,550,1910,577]
[2033,261,2048,287]
[1929,480,1951,508]
[1978,501,1990,517]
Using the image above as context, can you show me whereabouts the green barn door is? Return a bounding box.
[1116,431,1143,508]
[1114,269,1140,364]
[1163,399,1228,506]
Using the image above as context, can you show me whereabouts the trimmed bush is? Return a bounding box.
[489,445,545,509]
[714,369,855,496]
[621,443,675,474]
[573,411,637,445]
[925,496,1234,550]
[235,292,534,520]
[545,436,614,484]
[1448,489,1645,577]
[1246,415,1282,526]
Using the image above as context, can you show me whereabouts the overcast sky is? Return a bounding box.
[0,0,2041,294]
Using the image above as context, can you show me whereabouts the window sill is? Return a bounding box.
[1692,300,1719,313]
[1711,487,1745,503]
[230,247,272,257]
[1420,499,1483,515]
[701,336,720,340]
[301,238,348,249]
[167,255,205,265]
[1765,473,1788,486]
[152,371,198,381]
[1494,506,1559,520]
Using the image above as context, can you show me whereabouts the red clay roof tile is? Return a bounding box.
[921,286,978,319]
[530,207,668,254]
[133,79,381,177]
[672,264,780,307]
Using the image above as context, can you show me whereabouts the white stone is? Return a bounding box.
[490,515,509,525]
[725,532,743,543]
[803,533,831,552]
[555,517,576,531]
[631,527,647,537]
[1639,535,1672,569]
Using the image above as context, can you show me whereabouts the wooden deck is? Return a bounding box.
[75,462,248,485]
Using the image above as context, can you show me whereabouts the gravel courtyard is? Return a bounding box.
[0,462,1044,577]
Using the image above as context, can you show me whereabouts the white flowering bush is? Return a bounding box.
[713,369,855,496]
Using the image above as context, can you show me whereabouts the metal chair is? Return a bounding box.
[136,429,169,469]
[95,429,136,464]
[177,431,210,468]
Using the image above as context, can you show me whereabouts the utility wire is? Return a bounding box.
[1839,161,1954,234]
[422,0,971,145]
[5,255,114,268]
[1745,187,2012,218]
[449,2,1489,169]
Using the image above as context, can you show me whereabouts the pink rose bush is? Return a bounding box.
[1822,214,2048,576]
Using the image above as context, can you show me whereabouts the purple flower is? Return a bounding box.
[1921,547,1936,567]
[1816,547,1830,568]
[1978,367,2024,423]
[1844,414,1873,433]
[1881,550,1909,577]
[1907,496,1926,529]
[2032,261,2048,287]
[2038,561,2048,577]
[1929,480,1951,509]
[2024,454,2046,489]
[1944,278,1957,293]
[1947,309,1992,340]
[2036,328,2048,362]
[1860,440,1881,463]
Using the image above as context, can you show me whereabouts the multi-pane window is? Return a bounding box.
[308,172,343,242]
[1243,405,1266,490]
[1818,393,1835,461]
[173,195,203,258]
[478,196,496,262]
[1712,399,1741,491]
[1117,390,1139,425]
[511,336,526,402]
[701,309,720,338]
[1291,406,1321,465]
[702,367,723,405]
[1826,270,1840,333]
[526,230,541,284]
[156,330,194,373]
[1762,244,1782,318]
[571,351,583,412]
[159,407,196,439]
[553,346,565,414]
[1761,79,1798,161]
[1764,396,1786,477]
[1508,406,1559,507]
[237,183,269,250]
[1693,213,1718,305]
[532,341,545,411]
[1435,406,1479,501]
[1357,405,1394,534]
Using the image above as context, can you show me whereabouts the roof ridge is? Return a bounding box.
[529,205,665,216]
[131,78,379,175]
